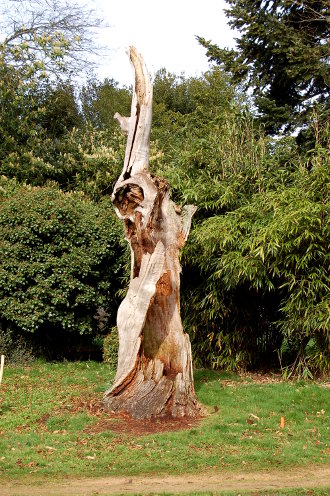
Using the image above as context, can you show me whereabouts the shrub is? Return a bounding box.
[102,327,119,369]
[0,126,125,201]
[0,324,34,365]
[0,178,126,344]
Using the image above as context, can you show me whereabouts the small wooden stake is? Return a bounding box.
[0,355,4,385]
[280,416,285,428]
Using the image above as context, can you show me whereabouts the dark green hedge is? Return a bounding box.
[0,179,126,340]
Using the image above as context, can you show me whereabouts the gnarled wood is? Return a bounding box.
[104,47,200,419]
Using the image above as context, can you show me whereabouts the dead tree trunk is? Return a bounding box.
[104,47,200,419]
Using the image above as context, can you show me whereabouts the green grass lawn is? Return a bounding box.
[0,361,329,481]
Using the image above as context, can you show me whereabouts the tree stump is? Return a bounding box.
[104,47,200,419]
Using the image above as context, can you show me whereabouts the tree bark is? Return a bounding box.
[104,47,200,419]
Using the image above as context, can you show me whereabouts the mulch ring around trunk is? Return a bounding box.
[83,410,204,436]
[67,392,205,436]
[37,393,205,436]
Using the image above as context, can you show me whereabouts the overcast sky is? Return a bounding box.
[92,0,236,86]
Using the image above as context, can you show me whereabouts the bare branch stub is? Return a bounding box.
[104,46,200,419]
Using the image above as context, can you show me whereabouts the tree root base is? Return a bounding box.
[104,374,201,420]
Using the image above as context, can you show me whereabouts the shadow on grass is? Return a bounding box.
[0,402,11,414]
[194,369,240,392]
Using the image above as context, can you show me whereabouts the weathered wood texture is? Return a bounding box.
[104,47,200,419]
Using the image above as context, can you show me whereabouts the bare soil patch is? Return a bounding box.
[84,410,202,436]
[2,465,329,495]
[50,394,204,436]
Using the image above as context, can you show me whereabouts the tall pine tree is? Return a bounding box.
[198,0,329,134]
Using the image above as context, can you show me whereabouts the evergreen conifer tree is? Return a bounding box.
[198,0,329,134]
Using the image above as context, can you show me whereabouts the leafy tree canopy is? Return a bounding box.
[0,0,103,77]
[80,77,131,130]
[0,0,107,185]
